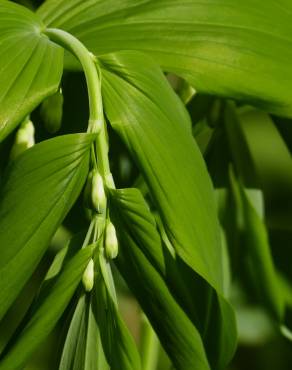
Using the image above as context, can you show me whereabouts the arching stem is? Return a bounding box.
[44,28,113,186]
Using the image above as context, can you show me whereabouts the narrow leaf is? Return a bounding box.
[93,268,141,370]
[60,294,108,370]
[0,245,93,370]
[228,169,285,322]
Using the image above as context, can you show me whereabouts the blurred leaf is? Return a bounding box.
[228,168,285,323]
[0,0,63,141]
[100,51,223,294]
[224,105,292,230]
[0,133,94,320]
[39,0,292,116]
[140,316,160,370]
[0,245,93,370]
[236,306,275,345]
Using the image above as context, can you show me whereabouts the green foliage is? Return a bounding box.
[0,133,93,321]
[101,51,223,293]
[0,1,63,141]
[38,0,292,116]
[59,294,108,370]
[0,1,291,369]
[0,244,93,370]
[93,271,141,370]
[110,187,236,370]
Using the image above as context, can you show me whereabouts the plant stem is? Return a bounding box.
[140,315,160,370]
[44,28,113,185]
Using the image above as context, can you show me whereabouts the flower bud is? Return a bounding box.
[10,118,35,160]
[40,89,63,133]
[82,259,94,292]
[91,170,106,214]
[105,222,118,259]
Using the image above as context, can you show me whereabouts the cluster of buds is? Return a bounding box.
[82,169,119,292]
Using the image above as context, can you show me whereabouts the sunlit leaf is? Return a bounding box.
[39,0,292,115]
[100,51,223,294]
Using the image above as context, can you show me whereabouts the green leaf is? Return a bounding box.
[0,255,48,356]
[0,0,63,141]
[39,0,292,116]
[0,133,94,321]
[228,168,285,322]
[110,189,236,369]
[59,294,108,370]
[110,191,211,370]
[0,244,93,370]
[102,54,237,367]
[100,51,223,294]
[93,267,141,370]
[110,187,237,370]
[224,105,292,230]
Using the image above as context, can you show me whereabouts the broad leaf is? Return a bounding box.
[0,0,63,141]
[0,245,93,370]
[60,294,108,370]
[110,187,237,370]
[100,51,223,294]
[0,133,94,320]
[39,0,292,116]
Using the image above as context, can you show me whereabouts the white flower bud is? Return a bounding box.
[91,170,106,214]
[105,222,118,259]
[10,119,35,160]
[82,259,94,292]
